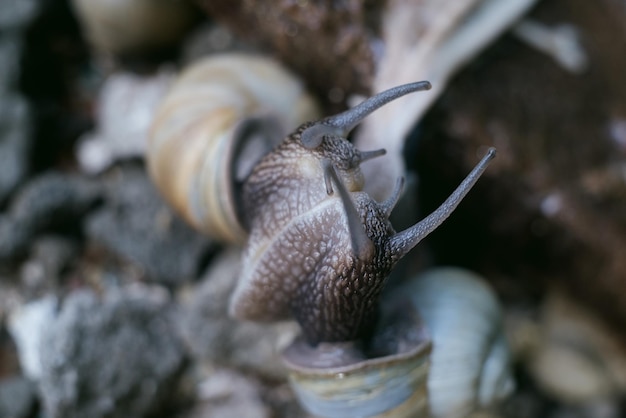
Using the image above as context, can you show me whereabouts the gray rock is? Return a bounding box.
[179,248,298,380]
[185,368,271,418]
[0,376,36,418]
[39,285,187,418]
[0,173,101,261]
[20,236,79,298]
[0,0,41,31]
[0,94,31,204]
[7,296,58,381]
[75,69,174,174]
[0,36,21,91]
[86,166,214,285]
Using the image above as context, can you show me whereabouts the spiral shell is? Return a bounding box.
[282,267,512,417]
[397,267,514,417]
[282,304,432,418]
[147,53,320,243]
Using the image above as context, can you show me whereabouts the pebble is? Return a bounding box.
[38,285,187,418]
[0,376,37,418]
[86,166,214,285]
[0,173,101,261]
[0,94,32,204]
[179,248,299,380]
[75,69,174,174]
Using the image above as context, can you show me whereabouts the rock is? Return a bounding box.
[0,0,41,32]
[179,248,299,380]
[0,376,37,418]
[75,69,174,174]
[185,368,271,418]
[528,292,626,403]
[19,236,79,298]
[0,326,20,379]
[7,296,58,381]
[0,173,101,261]
[0,36,22,92]
[0,94,32,204]
[198,0,376,109]
[86,166,214,285]
[38,285,187,418]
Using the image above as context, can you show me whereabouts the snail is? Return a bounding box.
[284,267,513,418]
[147,53,320,243]
[147,57,509,416]
[229,81,496,346]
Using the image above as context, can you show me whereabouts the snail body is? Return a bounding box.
[229,81,495,344]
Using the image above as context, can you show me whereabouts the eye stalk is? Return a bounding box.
[300,81,432,149]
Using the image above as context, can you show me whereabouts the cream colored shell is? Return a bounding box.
[147,53,320,243]
[70,0,198,55]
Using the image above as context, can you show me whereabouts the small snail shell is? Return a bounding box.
[70,0,199,56]
[395,267,514,417]
[147,53,320,243]
[282,267,512,418]
[282,305,432,418]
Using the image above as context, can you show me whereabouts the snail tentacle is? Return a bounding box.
[300,124,343,149]
[323,159,374,261]
[389,147,496,261]
[379,177,405,217]
[300,81,431,149]
[357,148,387,164]
[325,81,432,132]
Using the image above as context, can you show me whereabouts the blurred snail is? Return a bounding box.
[147,54,509,416]
[70,0,199,56]
[147,53,320,243]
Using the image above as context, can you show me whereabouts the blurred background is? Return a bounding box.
[0,0,625,417]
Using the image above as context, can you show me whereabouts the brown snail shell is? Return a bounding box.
[147,53,320,243]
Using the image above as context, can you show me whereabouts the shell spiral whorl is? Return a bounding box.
[147,53,320,243]
[398,267,514,417]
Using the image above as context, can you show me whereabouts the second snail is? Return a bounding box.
[147,53,511,417]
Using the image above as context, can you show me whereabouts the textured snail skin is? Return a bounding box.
[229,85,496,344]
[230,129,395,344]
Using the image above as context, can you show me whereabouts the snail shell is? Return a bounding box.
[282,267,513,418]
[282,298,432,418]
[70,0,198,56]
[147,53,320,243]
[395,267,514,417]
